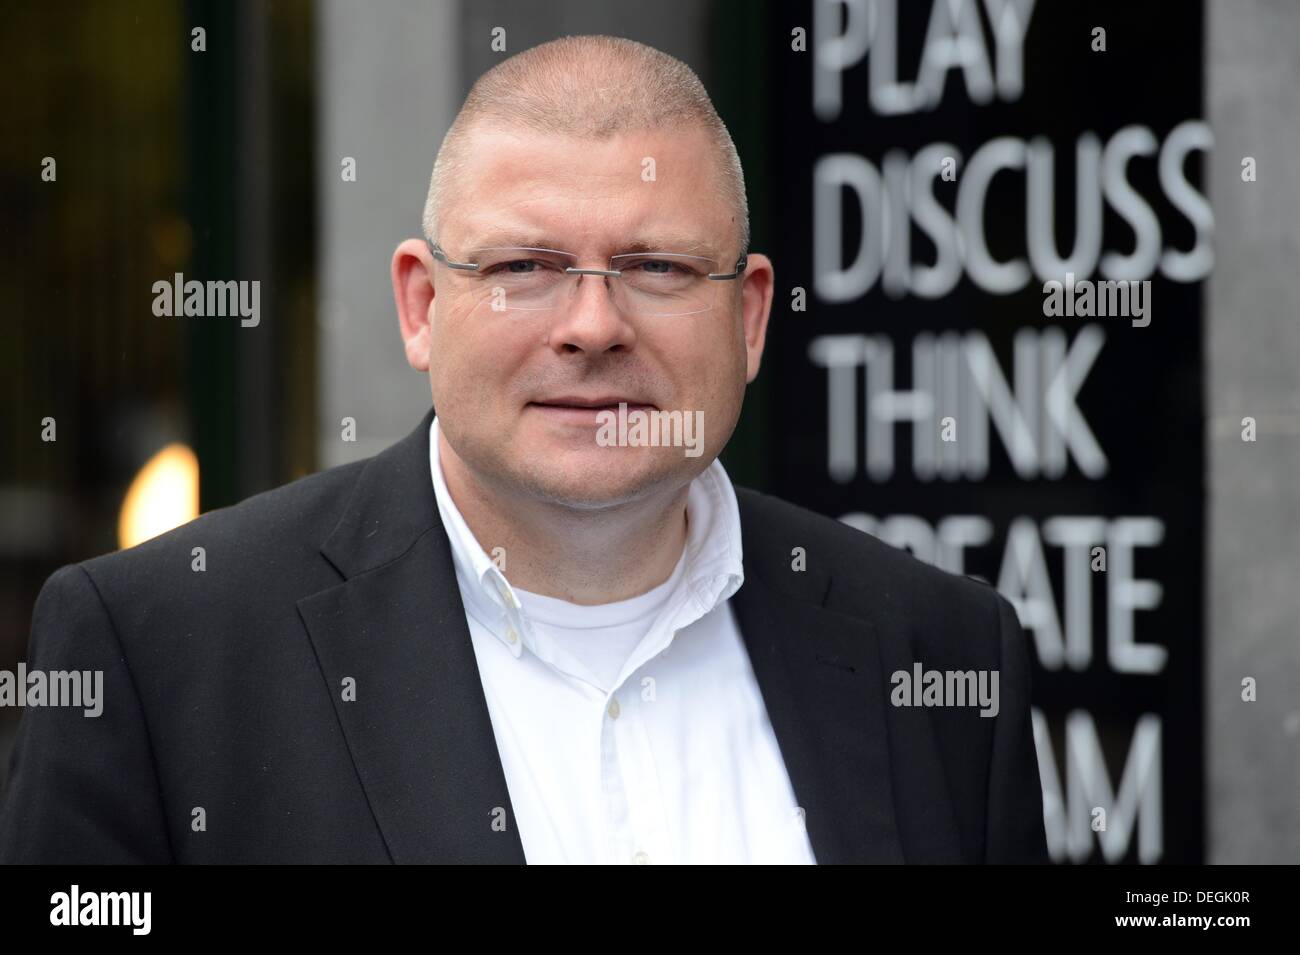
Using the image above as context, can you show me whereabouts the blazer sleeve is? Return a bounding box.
[0,564,173,863]
[984,591,1051,864]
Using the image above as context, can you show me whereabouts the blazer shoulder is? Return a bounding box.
[734,486,1007,656]
[79,456,371,592]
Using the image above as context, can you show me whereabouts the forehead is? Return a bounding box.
[444,124,733,256]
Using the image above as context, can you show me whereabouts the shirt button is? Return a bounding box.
[505,625,518,645]
[632,850,650,865]
[607,698,621,720]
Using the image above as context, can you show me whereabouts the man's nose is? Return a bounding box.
[545,273,637,354]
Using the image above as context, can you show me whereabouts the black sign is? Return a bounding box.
[769,0,1207,863]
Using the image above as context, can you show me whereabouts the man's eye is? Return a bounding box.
[634,259,689,275]
[500,260,537,273]
[483,259,553,274]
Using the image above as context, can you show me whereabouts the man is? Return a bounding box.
[0,36,1047,864]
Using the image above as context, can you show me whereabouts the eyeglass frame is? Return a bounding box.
[425,238,749,282]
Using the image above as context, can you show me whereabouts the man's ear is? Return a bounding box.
[739,252,774,383]
[392,238,436,372]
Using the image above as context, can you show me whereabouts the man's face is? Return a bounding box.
[420,123,767,510]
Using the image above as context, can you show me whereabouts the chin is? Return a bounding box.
[516,448,692,511]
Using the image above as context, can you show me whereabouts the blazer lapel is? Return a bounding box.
[731,493,906,864]
[297,409,526,864]
[732,576,905,864]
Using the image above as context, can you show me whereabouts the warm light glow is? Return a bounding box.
[118,443,200,549]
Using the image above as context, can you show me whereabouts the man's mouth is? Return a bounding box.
[526,397,658,426]
[528,397,657,412]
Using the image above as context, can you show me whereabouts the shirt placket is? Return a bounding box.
[603,667,675,865]
[600,683,637,864]
[600,599,706,866]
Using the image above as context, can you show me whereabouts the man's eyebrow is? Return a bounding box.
[461,233,721,259]
[459,232,561,252]
[616,237,720,258]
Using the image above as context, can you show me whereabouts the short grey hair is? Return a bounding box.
[422,35,749,257]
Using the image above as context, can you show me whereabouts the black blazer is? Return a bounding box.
[0,408,1048,864]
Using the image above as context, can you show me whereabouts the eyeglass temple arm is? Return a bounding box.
[708,253,749,281]
[426,239,480,271]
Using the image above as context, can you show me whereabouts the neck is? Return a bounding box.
[438,431,690,605]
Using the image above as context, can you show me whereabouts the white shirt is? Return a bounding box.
[429,416,817,865]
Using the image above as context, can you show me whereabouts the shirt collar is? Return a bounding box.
[428,414,745,657]
[429,417,523,654]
